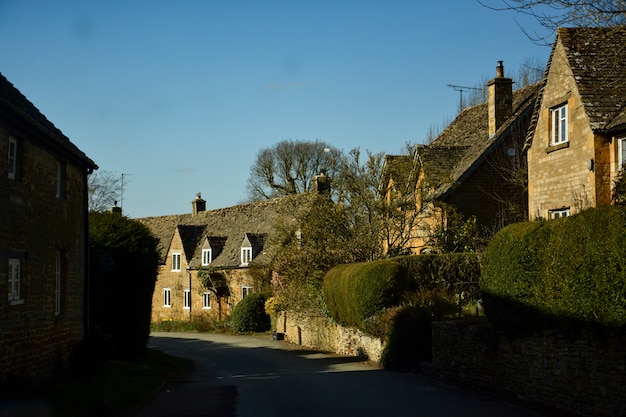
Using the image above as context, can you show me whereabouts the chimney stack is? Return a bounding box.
[110,200,122,215]
[192,193,206,215]
[487,61,513,137]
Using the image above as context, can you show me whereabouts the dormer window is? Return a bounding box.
[172,253,181,271]
[202,248,212,266]
[617,137,626,170]
[241,247,252,266]
[550,103,568,145]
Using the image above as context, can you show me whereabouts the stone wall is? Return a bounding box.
[432,319,626,417]
[276,311,384,363]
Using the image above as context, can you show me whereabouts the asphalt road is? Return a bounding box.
[135,332,550,417]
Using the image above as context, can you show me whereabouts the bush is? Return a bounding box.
[481,206,626,334]
[323,259,409,331]
[396,253,481,292]
[231,293,271,333]
[379,306,432,371]
[89,212,159,357]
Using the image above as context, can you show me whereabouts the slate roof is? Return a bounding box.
[0,73,97,170]
[424,82,540,199]
[139,196,295,269]
[559,27,626,132]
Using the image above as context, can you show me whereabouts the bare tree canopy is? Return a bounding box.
[479,0,626,42]
[88,170,121,212]
[246,139,340,201]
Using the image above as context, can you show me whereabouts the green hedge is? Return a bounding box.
[395,253,481,291]
[231,293,271,333]
[481,206,626,334]
[323,259,409,330]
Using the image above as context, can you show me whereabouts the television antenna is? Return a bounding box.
[447,84,482,113]
[120,173,132,211]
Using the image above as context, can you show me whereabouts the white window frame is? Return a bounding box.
[55,252,61,316]
[171,253,181,271]
[8,136,17,180]
[183,289,191,309]
[241,285,252,299]
[241,247,252,266]
[163,288,171,307]
[550,208,570,219]
[8,258,21,303]
[551,103,568,145]
[202,248,212,266]
[55,161,64,199]
[618,137,626,170]
[203,292,211,309]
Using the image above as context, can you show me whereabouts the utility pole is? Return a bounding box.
[447,84,482,113]
[121,173,131,211]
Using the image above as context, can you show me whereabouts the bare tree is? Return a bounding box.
[88,170,121,212]
[479,0,626,43]
[246,139,340,201]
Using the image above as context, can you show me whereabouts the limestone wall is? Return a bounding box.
[276,311,384,363]
[432,319,626,417]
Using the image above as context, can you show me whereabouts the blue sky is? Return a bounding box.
[0,1,551,218]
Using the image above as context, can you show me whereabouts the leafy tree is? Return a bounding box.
[89,211,159,357]
[246,139,341,201]
[88,170,121,212]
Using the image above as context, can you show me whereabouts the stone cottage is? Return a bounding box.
[0,73,97,381]
[525,27,626,219]
[384,62,540,253]
[139,194,294,323]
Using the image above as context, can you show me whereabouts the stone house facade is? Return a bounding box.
[140,195,291,323]
[0,73,97,381]
[384,62,540,253]
[526,27,626,219]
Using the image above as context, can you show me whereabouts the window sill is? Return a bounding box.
[163,305,171,308]
[546,141,569,153]
[9,299,25,306]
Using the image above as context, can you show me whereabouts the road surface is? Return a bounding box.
[135,332,550,417]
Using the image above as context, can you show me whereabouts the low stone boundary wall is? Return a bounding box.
[276,311,383,363]
[432,319,626,417]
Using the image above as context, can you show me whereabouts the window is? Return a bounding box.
[172,253,181,271]
[55,252,62,315]
[8,259,21,303]
[8,137,16,179]
[203,292,211,309]
[551,104,568,145]
[550,208,570,219]
[241,247,252,266]
[241,286,252,299]
[55,161,66,199]
[619,137,626,170]
[163,288,171,307]
[183,289,191,309]
[202,248,212,266]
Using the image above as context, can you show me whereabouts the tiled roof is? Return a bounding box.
[558,27,626,132]
[427,83,540,199]
[0,73,97,170]
[139,195,296,269]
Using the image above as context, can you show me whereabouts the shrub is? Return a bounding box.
[323,259,409,331]
[379,306,432,371]
[395,253,481,292]
[231,293,271,333]
[89,212,159,357]
[481,206,626,334]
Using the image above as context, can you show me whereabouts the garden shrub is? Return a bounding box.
[379,305,432,371]
[323,259,409,331]
[89,212,159,357]
[231,293,271,333]
[481,206,626,334]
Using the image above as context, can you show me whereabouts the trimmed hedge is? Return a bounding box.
[231,293,271,333]
[323,259,409,330]
[481,206,626,334]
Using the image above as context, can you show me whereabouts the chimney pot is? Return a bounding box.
[496,61,504,78]
[487,61,513,136]
[192,193,206,215]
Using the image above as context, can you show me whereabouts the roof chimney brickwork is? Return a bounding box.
[192,193,206,215]
[487,61,513,137]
